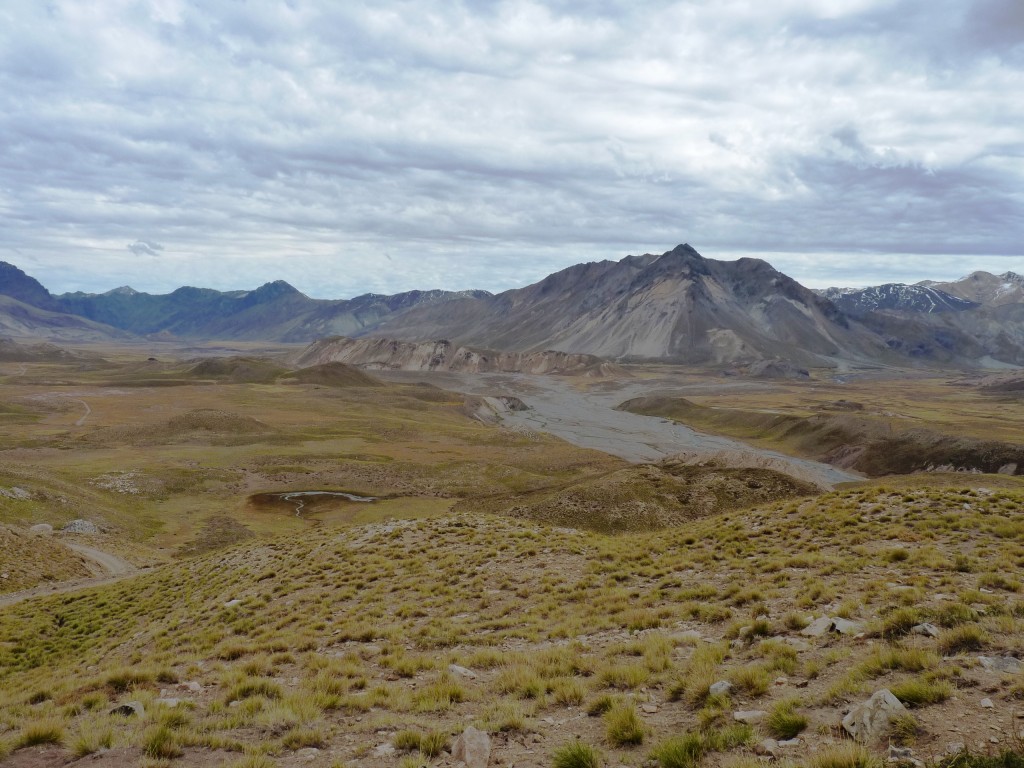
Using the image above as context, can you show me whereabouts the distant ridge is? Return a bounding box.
[1,251,1022,367]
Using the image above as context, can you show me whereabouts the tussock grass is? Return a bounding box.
[553,740,603,768]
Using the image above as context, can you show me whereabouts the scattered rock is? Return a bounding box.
[842,689,908,743]
[641,703,659,714]
[801,616,833,637]
[783,637,810,651]
[154,698,180,708]
[372,743,396,758]
[110,701,145,718]
[452,726,491,768]
[911,623,940,638]
[733,710,767,724]
[178,681,202,692]
[0,487,31,500]
[62,519,100,534]
[778,738,801,748]
[978,656,1023,674]
[946,743,966,756]
[29,523,53,536]
[981,698,995,709]
[709,680,733,696]
[830,618,863,635]
[448,663,478,679]
[755,739,779,757]
[297,748,320,761]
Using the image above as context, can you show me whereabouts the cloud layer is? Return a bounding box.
[1,0,1022,297]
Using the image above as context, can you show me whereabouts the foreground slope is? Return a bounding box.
[0,480,1022,767]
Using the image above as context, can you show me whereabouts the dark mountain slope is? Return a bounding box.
[371,244,881,366]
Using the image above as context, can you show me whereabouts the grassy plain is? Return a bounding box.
[0,350,1022,768]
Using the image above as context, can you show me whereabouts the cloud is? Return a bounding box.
[0,0,1021,298]
[127,240,165,257]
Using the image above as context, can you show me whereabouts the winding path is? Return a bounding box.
[0,540,138,609]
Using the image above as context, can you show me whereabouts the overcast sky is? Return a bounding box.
[1,0,1022,298]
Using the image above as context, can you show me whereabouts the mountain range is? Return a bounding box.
[1,247,1022,368]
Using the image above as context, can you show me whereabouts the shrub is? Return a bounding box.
[15,720,65,749]
[880,608,919,639]
[808,743,883,768]
[938,625,987,655]
[144,725,183,759]
[552,740,602,768]
[420,731,449,759]
[605,703,644,746]
[651,733,705,768]
[765,699,807,739]
[393,730,422,752]
[890,678,952,707]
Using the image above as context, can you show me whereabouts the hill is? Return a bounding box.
[294,336,627,376]
[372,245,884,366]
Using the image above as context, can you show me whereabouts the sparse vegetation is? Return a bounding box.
[0,351,1022,766]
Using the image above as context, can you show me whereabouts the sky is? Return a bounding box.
[1,0,1022,299]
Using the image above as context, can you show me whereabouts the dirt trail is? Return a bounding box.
[0,540,139,609]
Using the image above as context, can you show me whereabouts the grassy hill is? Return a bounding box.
[0,480,1022,766]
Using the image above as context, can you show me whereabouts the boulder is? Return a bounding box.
[448,663,478,679]
[452,725,491,768]
[842,689,907,743]
[830,618,863,635]
[709,680,733,696]
[911,623,940,638]
[978,656,1023,674]
[62,519,100,534]
[801,616,833,637]
[733,710,766,724]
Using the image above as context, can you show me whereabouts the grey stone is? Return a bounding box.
[372,743,396,758]
[733,710,766,724]
[842,689,908,743]
[709,680,733,696]
[946,743,965,756]
[830,618,864,635]
[801,616,833,637]
[641,703,659,714]
[297,748,320,761]
[452,726,491,768]
[981,698,995,709]
[110,701,145,717]
[978,656,1023,674]
[178,681,202,692]
[911,623,940,638]
[754,739,779,757]
[778,739,801,747]
[154,698,180,708]
[62,519,100,534]
[449,663,478,679]
[223,599,242,607]
[783,637,811,651]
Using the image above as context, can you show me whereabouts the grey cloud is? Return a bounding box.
[127,240,164,257]
[0,0,1021,298]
